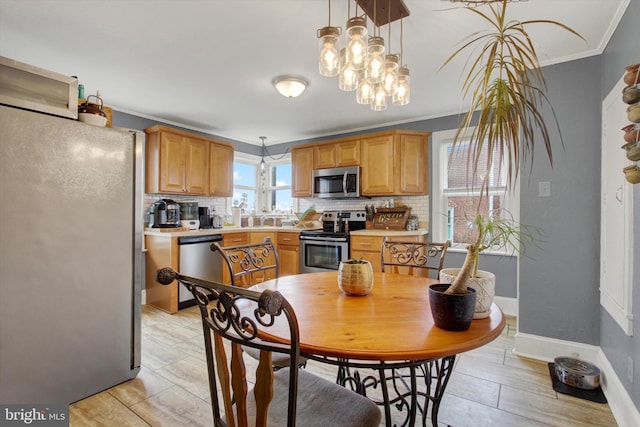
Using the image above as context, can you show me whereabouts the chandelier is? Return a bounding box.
[317,0,411,111]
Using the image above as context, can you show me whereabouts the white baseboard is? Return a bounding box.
[141,289,146,305]
[514,332,640,427]
[513,332,600,363]
[597,348,640,427]
[494,296,518,316]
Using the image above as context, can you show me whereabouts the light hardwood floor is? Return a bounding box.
[69,305,618,426]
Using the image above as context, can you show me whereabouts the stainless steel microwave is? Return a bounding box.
[312,166,360,199]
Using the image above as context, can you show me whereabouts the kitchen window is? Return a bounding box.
[232,161,257,212]
[431,128,519,252]
[233,154,292,214]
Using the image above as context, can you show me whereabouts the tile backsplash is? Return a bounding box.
[144,194,429,228]
[297,195,429,225]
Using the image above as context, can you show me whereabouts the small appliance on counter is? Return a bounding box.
[149,199,181,228]
[198,206,213,228]
[178,200,199,230]
[211,211,224,229]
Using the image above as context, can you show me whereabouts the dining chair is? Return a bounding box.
[380,239,451,279]
[155,267,382,427]
[212,237,279,289]
[213,237,306,370]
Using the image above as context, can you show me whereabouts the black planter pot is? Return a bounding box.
[428,284,477,331]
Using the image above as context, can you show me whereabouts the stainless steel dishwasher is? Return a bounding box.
[177,234,223,309]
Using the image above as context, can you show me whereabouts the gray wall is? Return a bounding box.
[599,0,640,408]
[518,55,602,344]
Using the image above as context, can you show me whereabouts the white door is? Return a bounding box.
[600,77,634,336]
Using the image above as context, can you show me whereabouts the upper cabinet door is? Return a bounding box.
[210,142,234,197]
[292,147,313,197]
[336,140,360,167]
[361,135,395,195]
[314,140,361,169]
[158,132,187,194]
[314,144,337,169]
[183,137,210,195]
[396,134,428,195]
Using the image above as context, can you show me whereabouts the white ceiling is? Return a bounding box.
[0,0,628,146]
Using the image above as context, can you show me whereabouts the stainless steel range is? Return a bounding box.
[299,210,367,273]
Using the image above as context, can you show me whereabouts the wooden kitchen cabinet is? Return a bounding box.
[361,134,396,195]
[144,235,180,313]
[220,232,249,285]
[277,231,299,277]
[291,146,314,197]
[145,125,210,195]
[209,141,234,197]
[361,131,429,196]
[314,139,360,169]
[396,133,428,194]
[350,234,424,272]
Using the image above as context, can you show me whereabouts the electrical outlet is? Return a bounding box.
[628,356,634,383]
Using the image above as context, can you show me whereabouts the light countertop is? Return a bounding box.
[144,226,308,238]
[145,227,428,238]
[350,229,428,237]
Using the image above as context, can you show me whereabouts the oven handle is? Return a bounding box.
[299,236,348,243]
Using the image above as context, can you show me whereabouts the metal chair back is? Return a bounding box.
[381,239,451,279]
[213,237,279,288]
[156,267,300,426]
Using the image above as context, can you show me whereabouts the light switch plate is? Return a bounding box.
[539,181,551,197]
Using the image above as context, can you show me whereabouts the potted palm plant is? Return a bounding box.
[438,211,540,318]
[440,0,583,194]
[429,0,581,330]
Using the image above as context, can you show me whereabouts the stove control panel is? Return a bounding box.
[322,210,367,223]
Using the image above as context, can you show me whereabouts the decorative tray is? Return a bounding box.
[372,207,411,230]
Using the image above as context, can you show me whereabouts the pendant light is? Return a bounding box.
[365,36,385,83]
[393,15,410,105]
[338,48,359,91]
[382,54,399,95]
[317,0,341,77]
[317,0,411,109]
[371,83,387,111]
[393,66,410,105]
[345,16,368,70]
[381,4,398,96]
[357,74,374,104]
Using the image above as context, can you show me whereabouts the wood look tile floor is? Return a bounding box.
[69,305,618,426]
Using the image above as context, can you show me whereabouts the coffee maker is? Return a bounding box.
[148,199,180,228]
[198,206,213,228]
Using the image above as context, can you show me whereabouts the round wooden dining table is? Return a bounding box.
[251,271,505,427]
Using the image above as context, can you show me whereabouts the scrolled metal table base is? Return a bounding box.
[305,354,456,427]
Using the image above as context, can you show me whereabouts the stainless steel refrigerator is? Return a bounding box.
[0,105,142,404]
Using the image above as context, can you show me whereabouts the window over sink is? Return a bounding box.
[232,153,292,215]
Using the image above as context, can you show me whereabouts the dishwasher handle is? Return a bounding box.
[177,234,223,245]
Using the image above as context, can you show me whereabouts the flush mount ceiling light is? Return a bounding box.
[317,0,411,111]
[272,76,308,98]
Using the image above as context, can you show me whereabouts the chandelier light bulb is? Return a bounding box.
[318,26,340,77]
[393,66,410,105]
[357,76,374,105]
[345,17,368,70]
[371,83,387,111]
[366,37,385,84]
[339,49,359,91]
[382,54,399,96]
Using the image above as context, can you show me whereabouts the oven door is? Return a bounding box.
[299,237,349,273]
